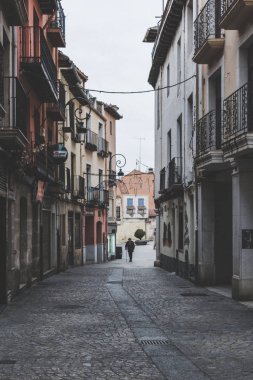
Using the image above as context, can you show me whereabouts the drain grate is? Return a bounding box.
[181,292,208,297]
[0,360,16,365]
[140,339,169,345]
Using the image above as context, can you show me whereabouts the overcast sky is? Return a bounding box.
[61,0,163,173]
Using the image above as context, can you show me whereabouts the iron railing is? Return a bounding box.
[221,0,237,18]
[0,77,28,137]
[33,149,55,180]
[49,0,65,42]
[86,187,108,205]
[194,0,222,55]
[20,26,57,96]
[97,137,108,155]
[196,109,222,156]
[168,157,182,188]
[86,129,98,148]
[223,83,250,142]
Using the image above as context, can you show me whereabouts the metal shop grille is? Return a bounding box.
[181,293,208,297]
[140,339,169,345]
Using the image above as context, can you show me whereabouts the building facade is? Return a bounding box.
[116,169,156,244]
[148,0,253,300]
[194,0,253,299]
[145,0,196,279]
[0,0,66,304]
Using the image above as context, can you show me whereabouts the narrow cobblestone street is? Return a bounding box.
[1,244,253,380]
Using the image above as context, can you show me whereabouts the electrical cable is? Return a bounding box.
[21,68,196,96]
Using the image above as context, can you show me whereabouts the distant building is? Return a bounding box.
[116,169,156,243]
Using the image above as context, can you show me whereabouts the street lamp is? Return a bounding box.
[109,153,126,178]
[63,96,92,135]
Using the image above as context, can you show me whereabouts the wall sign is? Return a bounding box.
[51,143,68,164]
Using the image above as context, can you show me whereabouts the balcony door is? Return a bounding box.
[0,198,6,304]
[215,71,222,148]
[248,45,253,129]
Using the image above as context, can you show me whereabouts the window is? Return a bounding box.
[167,130,172,162]
[116,206,121,220]
[187,0,193,55]
[167,64,170,97]
[75,213,81,249]
[110,121,112,135]
[69,101,75,131]
[178,207,183,251]
[127,198,133,207]
[187,94,193,148]
[138,198,144,207]
[0,46,4,107]
[177,115,182,158]
[157,87,160,129]
[61,214,66,245]
[34,107,41,145]
[86,164,91,189]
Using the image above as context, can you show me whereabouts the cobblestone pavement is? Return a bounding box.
[0,244,253,379]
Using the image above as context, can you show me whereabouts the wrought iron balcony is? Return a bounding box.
[85,130,98,151]
[126,205,135,216]
[168,157,182,188]
[20,26,58,102]
[220,0,253,29]
[195,110,224,169]
[2,0,28,25]
[32,149,55,182]
[47,163,68,194]
[97,137,108,158]
[193,0,224,64]
[47,81,66,121]
[222,83,253,157]
[86,186,109,207]
[47,0,66,47]
[72,175,85,198]
[0,77,28,149]
[37,0,57,14]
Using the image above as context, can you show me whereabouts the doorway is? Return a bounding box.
[214,181,232,284]
[68,211,74,265]
[0,198,6,304]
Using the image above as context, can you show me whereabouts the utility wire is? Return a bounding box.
[21,69,196,95]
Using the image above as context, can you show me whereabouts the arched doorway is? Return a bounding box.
[20,197,28,285]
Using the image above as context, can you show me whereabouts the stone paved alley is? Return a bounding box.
[1,244,253,380]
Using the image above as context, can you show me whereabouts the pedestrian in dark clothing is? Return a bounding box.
[125,238,135,262]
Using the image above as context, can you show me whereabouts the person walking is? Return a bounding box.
[125,238,135,262]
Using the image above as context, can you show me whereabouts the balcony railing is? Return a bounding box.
[196,110,222,157]
[20,26,58,101]
[47,0,66,47]
[223,83,250,142]
[220,0,253,29]
[0,77,28,149]
[85,129,98,151]
[168,157,182,188]
[86,187,109,206]
[47,80,65,121]
[193,0,224,63]
[33,149,55,181]
[97,137,108,157]
[72,175,85,198]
